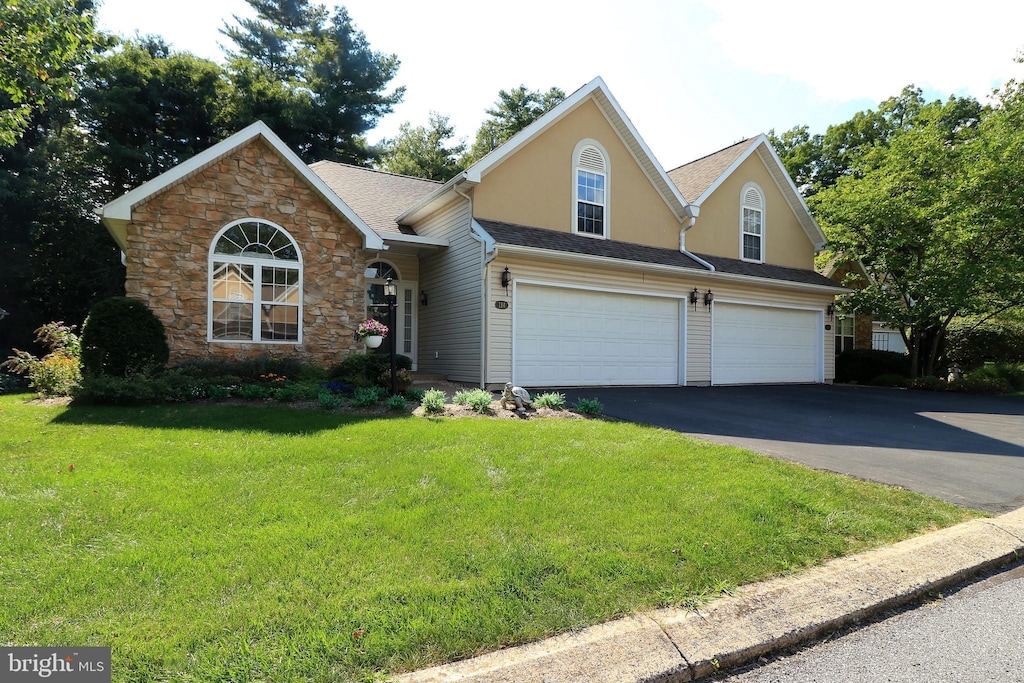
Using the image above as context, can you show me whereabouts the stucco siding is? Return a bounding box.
[685,154,816,269]
[414,199,482,382]
[471,98,683,249]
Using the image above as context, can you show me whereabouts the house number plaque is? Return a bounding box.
[495,301,509,309]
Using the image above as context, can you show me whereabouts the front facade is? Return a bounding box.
[99,77,844,387]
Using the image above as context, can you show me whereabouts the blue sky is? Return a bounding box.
[96,0,1024,166]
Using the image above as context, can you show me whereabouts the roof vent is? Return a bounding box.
[577,145,606,173]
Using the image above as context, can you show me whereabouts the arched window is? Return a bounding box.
[574,140,609,238]
[740,183,764,262]
[365,260,400,323]
[209,219,302,343]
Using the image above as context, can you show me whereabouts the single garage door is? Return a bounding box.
[712,303,822,384]
[514,285,680,387]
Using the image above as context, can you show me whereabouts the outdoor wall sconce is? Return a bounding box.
[420,290,428,307]
[703,289,714,307]
[826,303,836,317]
[689,287,699,311]
[501,266,512,290]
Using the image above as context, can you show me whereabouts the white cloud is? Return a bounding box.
[701,1,1024,102]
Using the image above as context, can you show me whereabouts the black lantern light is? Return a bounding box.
[703,289,714,307]
[420,290,428,307]
[500,266,512,290]
[826,303,836,317]
[384,277,399,395]
[689,287,699,311]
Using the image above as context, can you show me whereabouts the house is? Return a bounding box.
[98,77,844,388]
[826,261,909,355]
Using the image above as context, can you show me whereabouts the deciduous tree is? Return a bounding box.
[377,112,465,181]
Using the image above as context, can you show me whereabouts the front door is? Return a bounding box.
[365,261,416,369]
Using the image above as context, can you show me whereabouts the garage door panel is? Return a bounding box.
[713,303,821,385]
[515,285,679,387]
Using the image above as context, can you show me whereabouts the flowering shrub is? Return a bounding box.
[1,322,82,397]
[356,319,389,339]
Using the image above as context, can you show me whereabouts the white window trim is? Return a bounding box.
[571,138,610,240]
[207,218,303,344]
[739,182,765,263]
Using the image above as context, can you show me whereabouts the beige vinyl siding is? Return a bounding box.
[414,198,482,382]
[370,252,418,281]
[485,251,834,386]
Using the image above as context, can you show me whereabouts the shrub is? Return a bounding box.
[948,377,1010,394]
[319,380,353,394]
[351,386,385,407]
[1,322,82,397]
[836,349,911,384]
[272,386,300,402]
[404,388,426,402]
[534,392,566,409]
[451,389,493,414]
[317,390,344,410]
[80,297,169,378]
[420,389,446,414]
[328,352,412,388]
[573,397,604,415]
[385,394,409,412]
[909,376,947,392]
[967,363,1024,391]
[175,357,309,383]
[207,385,232,401]
[868,373,908,388]
[76,373,167,405]
[0,372,23,394]
[237,383,272,400]
[946,318,1024,370]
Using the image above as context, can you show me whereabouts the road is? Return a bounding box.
[716,561,1024,683]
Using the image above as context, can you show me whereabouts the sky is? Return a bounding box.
[95,0,1024,167]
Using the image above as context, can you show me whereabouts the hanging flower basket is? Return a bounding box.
[356,319,388,349]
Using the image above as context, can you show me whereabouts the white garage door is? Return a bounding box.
[514,285,680,387]
[712,303,822,385]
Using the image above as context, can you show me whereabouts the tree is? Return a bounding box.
[221,0,403,164]
[0,0,96,145]
[376,112,465,181]
[461,85,565,165]
[812,96,1022,377]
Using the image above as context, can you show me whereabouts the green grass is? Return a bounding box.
[0,394,978,681]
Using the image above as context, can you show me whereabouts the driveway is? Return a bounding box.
[558,385,1024,513]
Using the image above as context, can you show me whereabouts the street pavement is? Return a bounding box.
[559,385,1024,512]
[717,560,1024,683]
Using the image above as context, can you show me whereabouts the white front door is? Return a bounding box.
[365,261,417,369]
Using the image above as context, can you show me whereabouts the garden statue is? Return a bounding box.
[501,382,534,412]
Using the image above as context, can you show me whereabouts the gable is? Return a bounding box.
[684,151,816,269]
[471,97,684,249]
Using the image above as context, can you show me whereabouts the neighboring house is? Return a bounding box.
[98,76,844,388]
[825,261,909,355]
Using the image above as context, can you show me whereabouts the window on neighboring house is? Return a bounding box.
[209,219,301,343]
[835,315,854,354]
[741,184,764,261]
[575,142,608,237]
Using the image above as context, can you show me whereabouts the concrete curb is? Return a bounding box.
[398,507,1024,682]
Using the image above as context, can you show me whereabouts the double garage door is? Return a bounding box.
[512,286,823,387]
[514,285,680,387]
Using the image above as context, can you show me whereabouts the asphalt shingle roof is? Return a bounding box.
[309,161,440,235]
[667,137,757,203]
[477,218,841,289]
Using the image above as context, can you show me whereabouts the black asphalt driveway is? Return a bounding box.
[559,385,1024,513]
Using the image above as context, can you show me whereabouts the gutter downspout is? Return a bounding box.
[678,211,715,272]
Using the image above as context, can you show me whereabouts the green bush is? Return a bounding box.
[451,389,493,414]
[317,390,344,410]
[80,297,169,378]
[237,383,272,400]
[0,372,23,394]
[573,397,604,415]
[534,392,566,409]
[76,373,167,405]
[207,385,232,401]
[908,376,947,392]
[946,318,1024,370]
[836,349,911,384]
[404,388,426,402]
[328,352,412,388]
[351,386,386,407]
[949,377,1010,394]
[967,363,1024,391]
[868,373,908,388]
[420,389,446,414]
[385,394,409,412]
[1,322,82,397]
[175,357,309,383]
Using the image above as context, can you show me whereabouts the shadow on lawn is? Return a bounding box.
[49,401,403,435]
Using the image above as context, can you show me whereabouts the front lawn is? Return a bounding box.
[0,395,978,681]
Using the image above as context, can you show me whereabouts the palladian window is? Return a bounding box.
[741,184,764,262]
[209,219,301,343]
[574,142,608,237]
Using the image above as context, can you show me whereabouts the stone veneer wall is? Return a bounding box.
[124,137,366,367]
